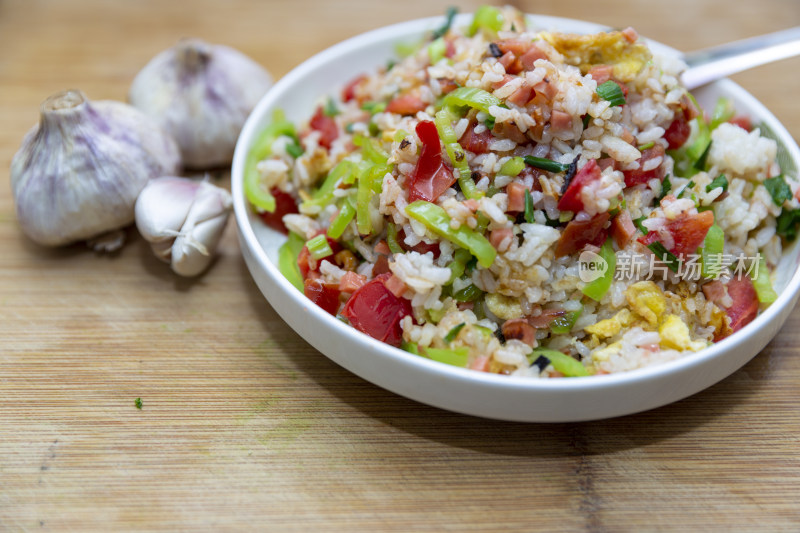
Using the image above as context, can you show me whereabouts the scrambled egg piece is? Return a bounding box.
[541,30,651,82]
[585,309,634,338]
[659,315,707,352]
[485,293,523,320]
[626,281,666,327]
[592,341,622,362]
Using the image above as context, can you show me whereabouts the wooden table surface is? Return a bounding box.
[3,0,800,530]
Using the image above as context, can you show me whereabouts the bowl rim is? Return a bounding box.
[232,12,800,396]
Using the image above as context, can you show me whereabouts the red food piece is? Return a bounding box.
[384,274,407,298]
[623,144,666,187]
[554,212,610,257]
[408,120,456,203]
[489,227,514,250]
[438,78,459,95]
[557,159,601,212]
[729,116,752,131]
[298,233,341,279]
[638,210,715,257]
[498,51,522,74]
[506,182,529,212]
[339,271,367,294]
[588,64,614,85]
[341,74,366,102]
[343,273,412,347]
[506,83,533,107]
[459,124,495,154]
[258,188,298,234]
[664,114,691,149]
[526,308,566,329]
[386,93,427,116]
[725,276,759,334]
[611,210,637,248]
[550,109,573,132]
[304,279,342,316]
[372,254,390,277]
[519,44,548,70]
[395,228,441,258]
[309,105,339,149]
[501,318,536,347]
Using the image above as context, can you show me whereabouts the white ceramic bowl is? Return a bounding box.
[232,14,800,422]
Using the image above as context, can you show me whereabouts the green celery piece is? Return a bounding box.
[427,307,448,324]
[278,232,306,292]
[428,37,447,65]
[434,108,484,199]
[443,86,503,115]
[306,234,333,261]
[581,239,616,301]
[405,201,497,268]
[327,199,356,239]
[710,97,735,130]
[550,307,583,335]
[528,348,591,377]
[424,346,470,367]
[353,134,390,164]
[245,110,299,212]
[499,156,525,176]
[356,161,375,235]
[447,248,473,283]
[700,224,724,278]
[301,160,355,213]
[753,255,778,304]
[468,5,504,37]
[401,341,420,355]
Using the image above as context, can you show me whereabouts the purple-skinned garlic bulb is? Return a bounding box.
[135,176,232,277]
[10,89,182,249]
[129,39,272,169]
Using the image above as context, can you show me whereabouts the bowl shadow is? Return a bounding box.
[239,258,773,459]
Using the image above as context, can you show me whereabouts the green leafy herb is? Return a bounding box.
[596,80,626,107]
[523,156,569,173]
[432,6,458,39]
[524,189,535,223]
[483,116,496,130]
[135,398,143,410]
[444,322,466,343]
[286,140,304,159]
[323,97,339,117]
[777,208,800,241]
[764,175,792,206]
[694,141,713,170]
[706,174,728,193]
[647,241,680,272]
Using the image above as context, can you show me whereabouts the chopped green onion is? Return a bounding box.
[386,222,404,254]
[549,307,583,335]
[764,175,792,206]
[428,37,447,65]
[638,141,655,151]
[406,200,497,268]
[700,224,724,278]
[484,116,496,130]
[706,174,728,193]
[658,174,672,201]
[596,80,626,107]
[401,341,420,355]
[752,255,778,304]
[677,180,695,199]
[468,5,504,37]
[499,156,525,176]
[647,241,680,272]
[524,189,535,223]
[423,346,470,367]
[523,155,570,173]
[633,216,648,234]
[306,234,333,261]
[278,232,306,292]
[777,207,800,241]
[327,199,356,239]
[393,129,409,142]
[581,239,616,301]
[694,140,712,170]
[443,86,503,115]
[432,6,458,39]
[323,97,339,117]
[444,322,466,343]
[453,283,484,302]
[527,348,591,377]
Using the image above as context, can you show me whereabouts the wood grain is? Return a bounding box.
[2,0,800,530]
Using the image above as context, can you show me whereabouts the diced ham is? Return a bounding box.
[374,240,391,255]
[702,280,727,305]
[492,74,516,90]
[383,274,407,298]
[621,26,639,43]
[459,124,495,154]
[469,355,491,372]
[533,80,557,100]
[558,159,602,212]
[725,276,759,334]
[501,318,537,347]
[372,254,390,276]
[339,271,367,293]
[490,227,514,251]
[554,212,610,257]
[611,210,637,248]
[550,109,573,132]
[492,121,528,144]
[664,114,691,150]
[386,93,427,115]
[506,182,528,212]
[507,83,533,107]
[518,44,548,70]
[498,51,520,74]
[587,64,613,85]
[437,78,459,95]
[623,144,666,187]
[527,308,566,329]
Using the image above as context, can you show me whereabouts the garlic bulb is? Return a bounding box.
[10,89,182,248]
[129,39,272,168]
[135,176,232,277]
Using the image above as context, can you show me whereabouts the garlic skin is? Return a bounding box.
[129,39,272,169]
[135,177,232,277]
[10,89,182,248]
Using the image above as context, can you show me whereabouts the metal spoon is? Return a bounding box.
[681,26,800,89]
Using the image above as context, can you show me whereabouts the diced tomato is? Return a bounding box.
[554,212,610,257]
[611,210,636,248]
[309,105,339,149]
[304,279,342,316]
[550,109,573,132]
[342,273,412,347]
[408,120,456,203]
[623,144,666,187]
[501,318,536,347]
[374,240,391,255]
[341,74,366,102]
[725,276,759,334]
[587,64,613,85]
[459,124,495,154]
[664,114,691,149]
[258,188,298,234]
[386,93,427,116]
[729,116,752,131]
[506,182,528,212]
[339,271,367,294]
[557,159,601,212]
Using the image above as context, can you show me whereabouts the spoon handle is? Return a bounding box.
[681,26,800,89]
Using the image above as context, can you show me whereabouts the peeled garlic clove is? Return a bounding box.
[129,39,272,169]
[10,89,182,248]
[135,177,232,277]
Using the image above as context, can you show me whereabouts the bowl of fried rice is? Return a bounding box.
[232,6,800,421]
